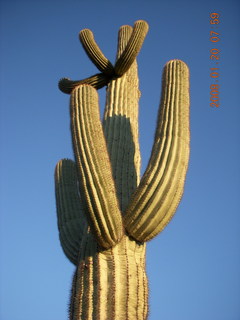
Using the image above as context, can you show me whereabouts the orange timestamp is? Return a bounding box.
[210,13,220,108]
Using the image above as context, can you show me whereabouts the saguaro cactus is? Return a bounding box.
[55,20,190,320]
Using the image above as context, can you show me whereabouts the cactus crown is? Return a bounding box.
[58,20,149,93]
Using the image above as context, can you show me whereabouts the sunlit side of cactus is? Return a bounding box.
[55,20,190,320]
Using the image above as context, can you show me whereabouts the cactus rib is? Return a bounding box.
[124,60,190,242]
[70,84,123,249]
[79,29,114,75]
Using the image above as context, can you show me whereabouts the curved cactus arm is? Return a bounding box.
[103,24,141,212]
[58,73,110,94]
[55,159,88,265]
[71,84,124,249]
[114,20,149,76]
[79,29,114,75]
[124,60,190,242]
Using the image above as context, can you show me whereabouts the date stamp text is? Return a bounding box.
[210,13,220,108]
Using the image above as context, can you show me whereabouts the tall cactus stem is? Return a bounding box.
[103,25,141,211]
[55,19,190,320]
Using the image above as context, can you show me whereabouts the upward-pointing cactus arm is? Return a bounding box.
[79,29,114,75]
[124,60,190,242]
[70,84,123,249]
[114,20,149,76]
[55,159,88,265]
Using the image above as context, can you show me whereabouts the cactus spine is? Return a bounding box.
[55,20,190,320]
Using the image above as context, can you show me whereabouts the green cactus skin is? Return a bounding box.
[55,20,190,320]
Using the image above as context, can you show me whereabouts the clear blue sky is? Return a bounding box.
[0,1,239,319]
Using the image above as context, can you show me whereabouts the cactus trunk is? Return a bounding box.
[69,234,148,320]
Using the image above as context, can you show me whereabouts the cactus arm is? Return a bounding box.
[54,159,88,265]
[70,84,123,249]
[114,20,149,76]
[103,25,141,212]
[124,60,190,242]
[58,73,110,94]
[79,29,114,75]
